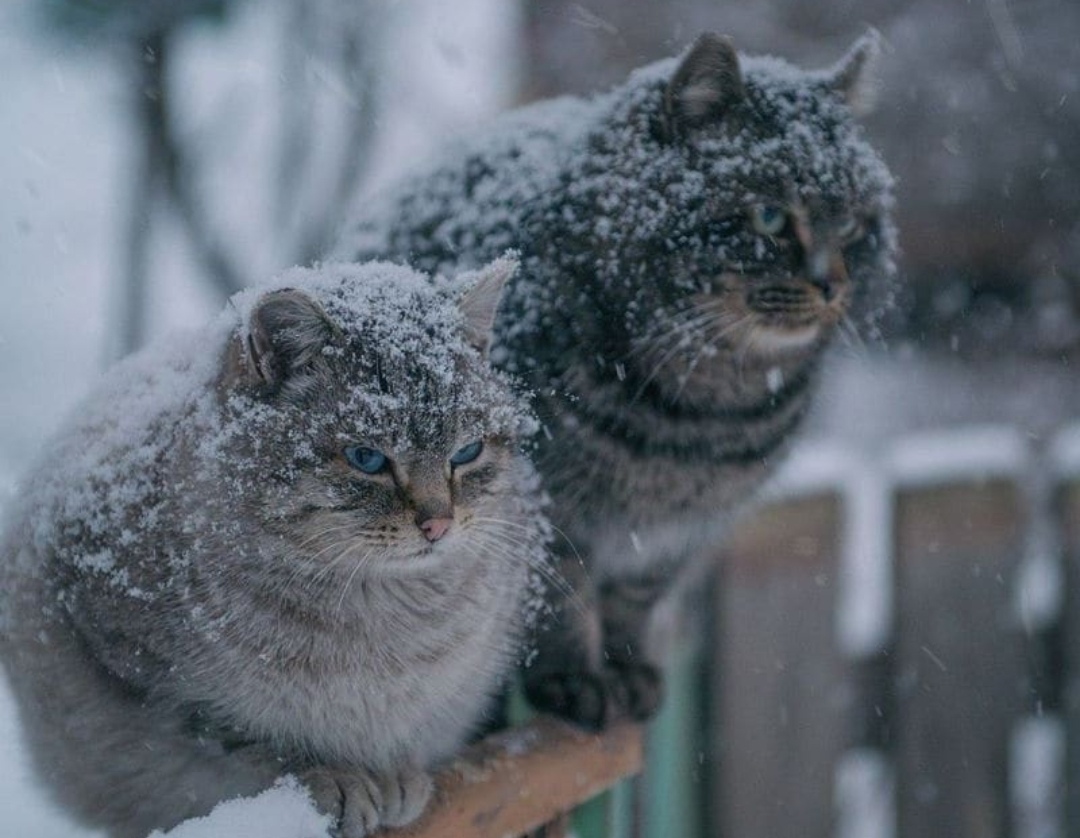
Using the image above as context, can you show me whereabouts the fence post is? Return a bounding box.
[712,490,846,838]
[888,429,1028,838]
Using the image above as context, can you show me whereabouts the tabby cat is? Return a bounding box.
[338,33,897,728]
[0,258,547,837]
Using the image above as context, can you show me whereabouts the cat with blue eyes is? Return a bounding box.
[338,33,897,729]
[0,258,549,837]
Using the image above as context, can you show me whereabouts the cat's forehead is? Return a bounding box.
[331,343,524,452]
[690,59,893,209]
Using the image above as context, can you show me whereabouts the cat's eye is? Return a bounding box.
[837,217,864,243]
[750,204,788,237]
[449,441,484,467]
[344,445,388,475]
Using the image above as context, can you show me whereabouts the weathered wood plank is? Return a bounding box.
[389,717,643,838]
[892,480,1025,838]
[714,492,846,838]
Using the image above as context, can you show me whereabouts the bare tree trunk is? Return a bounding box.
[142,30,249,298]
[289,2,380,265]
[112,1,386,361]
[115,35,166,358]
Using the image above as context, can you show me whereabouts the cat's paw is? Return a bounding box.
[524,661,664,730]
[299,764,433,837]
[605,659,664,722]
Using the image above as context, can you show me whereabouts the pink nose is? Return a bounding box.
[420,517,453,542]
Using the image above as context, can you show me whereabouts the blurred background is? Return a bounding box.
[2,1,1079,836]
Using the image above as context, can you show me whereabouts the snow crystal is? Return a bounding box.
[148,778,331,838]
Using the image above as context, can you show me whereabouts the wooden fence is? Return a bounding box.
[383,422,1080,838]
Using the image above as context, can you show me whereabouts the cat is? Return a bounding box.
[336,33,897,729]
[0,257,549,838]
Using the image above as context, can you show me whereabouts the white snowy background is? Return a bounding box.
[3,0,1079,836]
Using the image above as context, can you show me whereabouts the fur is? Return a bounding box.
[337,34,897,728]
[0,258,548,836]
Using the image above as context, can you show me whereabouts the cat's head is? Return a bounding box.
[212,257,542,582]
[591,32,896,398]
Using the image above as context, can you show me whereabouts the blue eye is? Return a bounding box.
[344,446,388,474]
[449,441,483,467]
[750,204,788,236]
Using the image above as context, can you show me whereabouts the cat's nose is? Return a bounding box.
[419,517,453,542]
[805,247,846,302]
[808,273,834,301]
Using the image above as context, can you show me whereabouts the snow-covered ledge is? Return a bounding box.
[152,717,643,838]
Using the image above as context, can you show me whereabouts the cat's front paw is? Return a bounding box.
[299,764,433,837]
[524,661,664,731]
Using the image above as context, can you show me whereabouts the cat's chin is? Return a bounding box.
[745,322,824,356]
[375,542,458,575]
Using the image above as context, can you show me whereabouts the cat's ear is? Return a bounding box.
[244,288,335,394]
[828,30,882,116]
[457,255,517,356]
[663,33,744,139]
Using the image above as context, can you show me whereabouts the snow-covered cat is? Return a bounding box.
[339,34,897,728]
[0,258,548,837]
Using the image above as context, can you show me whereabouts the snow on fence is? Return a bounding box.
[711,421,1080,838]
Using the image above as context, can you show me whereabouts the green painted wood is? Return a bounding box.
[1060,478,1080,838]
[645,638,705,838]
[572,789,612,838]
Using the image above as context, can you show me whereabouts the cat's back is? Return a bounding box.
[0,323,229,655]
[340,93,598,271]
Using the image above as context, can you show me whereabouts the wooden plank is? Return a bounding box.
[1060,478,1080,837]
[892,480,1025,838]
[390,717,643,838]
[714,492,846,838]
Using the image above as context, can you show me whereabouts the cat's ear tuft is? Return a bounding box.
[458,255,517,356]
[663,33,744,139]
[245,288,334,394]
[829,29,883,116]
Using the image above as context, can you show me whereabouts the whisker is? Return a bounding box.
[470,515,585,567]
[282,531,362,591]
[627,298,759,403]
[465,520,589,618]
[669,312,754,403]
[336,543,377,613]
[837,313,869,359]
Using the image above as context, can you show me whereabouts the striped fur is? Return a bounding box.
[338,34,896,727]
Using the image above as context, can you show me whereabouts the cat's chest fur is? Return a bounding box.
[533,353,813,574]
[170,561,518,769]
